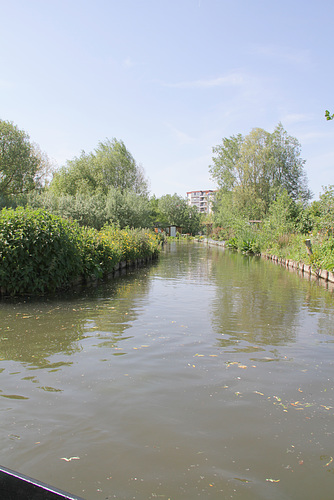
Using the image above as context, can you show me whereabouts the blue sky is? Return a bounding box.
[1,0,333,199]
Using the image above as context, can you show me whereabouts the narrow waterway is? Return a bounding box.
[0,243,333,500]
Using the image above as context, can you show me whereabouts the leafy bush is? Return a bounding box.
[211,226,230,241]
[0,207,82,294]
[0,208,161,296]
[101,225,159,262]
[226,237,238,250]
[309,236,334,271]
[239,238,261,254]
[77,227,121,280]
[26,191,108,230]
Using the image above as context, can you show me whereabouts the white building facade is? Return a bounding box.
[186,190,216,214]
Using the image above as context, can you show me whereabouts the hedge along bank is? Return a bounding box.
[0,207,160,296]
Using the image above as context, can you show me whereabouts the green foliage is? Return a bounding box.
[105,188,151,229]
[26,190,108,229]
[78,226,121,280]
[50,138,148,197]
[313,185,334,235]
[226,237,238,249]
[262,190,295,240]
[101,225,159,262]
[0,207,82,295]
[210,123,311,221]
[0,120,51,195]
[157,193,201,234]
[210,133,244,191]
[25,189,153,230]
[211,226,230,241]
[212,181,334,270]
[325,110,334,121]
[0,208,160,296]
[309,236,334,271]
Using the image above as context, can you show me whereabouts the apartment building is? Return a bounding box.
[186,190,216,213]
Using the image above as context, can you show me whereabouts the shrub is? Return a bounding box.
[226,237,238,250]
[309,236,334,271]
[0,207,82,295]
[0,208,161,296]
[101,225,159,262]
[77,227,121,280]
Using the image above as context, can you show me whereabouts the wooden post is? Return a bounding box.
[304,239,313,256]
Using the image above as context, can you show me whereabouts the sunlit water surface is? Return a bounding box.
[0,243,334,499]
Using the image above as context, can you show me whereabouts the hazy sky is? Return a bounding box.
[1,0,333,199]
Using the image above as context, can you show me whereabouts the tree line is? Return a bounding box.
[1,117,333,270]
[0,119,201,234]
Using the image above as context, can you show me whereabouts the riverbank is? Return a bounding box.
[202,238,334,285]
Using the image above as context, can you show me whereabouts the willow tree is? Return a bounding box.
[0,119,51,196]
[210,123,311,220]
[50,138,148,197]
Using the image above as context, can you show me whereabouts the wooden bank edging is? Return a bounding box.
[83,254,157,284]
[201,238,334,284]
[0,254,158,296]
[260,253,334,284]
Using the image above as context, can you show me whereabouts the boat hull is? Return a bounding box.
[0,465,84,499]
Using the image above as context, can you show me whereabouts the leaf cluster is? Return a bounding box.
[0,120,52,196]
[50,138,148,197]
[156,193,201,234]
[0,208,160,296]
[0,207,82,294]
[210,123,311,221]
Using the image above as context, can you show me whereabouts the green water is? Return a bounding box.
[0,243,333,499]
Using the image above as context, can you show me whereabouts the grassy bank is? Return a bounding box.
[214,227,334,273]
[0,207,160,296]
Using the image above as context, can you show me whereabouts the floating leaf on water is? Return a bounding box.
[1,394,29,400]
[38,386,62,393]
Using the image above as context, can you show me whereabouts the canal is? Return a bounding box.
[0,242,333,499]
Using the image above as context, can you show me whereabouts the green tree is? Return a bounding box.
[262,190,295,240]
[210,123,311,220]
[269,123,311,202]
[316,185,334,235]
[210,133,244,191]
[105,187,151,229]
[0,119,51,196]
[94,139,148,195]
[50,138,148,197]
[157,193,200,234]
